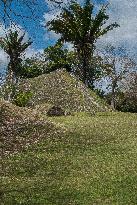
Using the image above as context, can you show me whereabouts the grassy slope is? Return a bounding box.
[1,112,137,204]
[20,69,109,113]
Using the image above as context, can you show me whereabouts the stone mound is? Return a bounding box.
[19,69,110,113]
[0,100,63,157]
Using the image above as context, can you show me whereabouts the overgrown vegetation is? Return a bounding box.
[13,91,33,107]
[44,40,75,73]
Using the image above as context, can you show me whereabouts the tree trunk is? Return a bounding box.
[111,79,117,110]
[76,44,94,88]
[5,63,15,101]
[81,47,91,87]
[82,51,88,86]
[82,45,95,89]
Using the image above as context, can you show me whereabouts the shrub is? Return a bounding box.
[13,91,33,107]
[105,91,137,113]
[116,94,137,113]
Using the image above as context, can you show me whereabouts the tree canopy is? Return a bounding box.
[44,41,75,73]
[0,30,32,100]
[47,0,119,88]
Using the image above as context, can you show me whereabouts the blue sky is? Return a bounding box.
[2,0,48,50]
[0,0,107,50]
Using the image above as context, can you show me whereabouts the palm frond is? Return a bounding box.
[96,22,119,38]
[18,33,26,44]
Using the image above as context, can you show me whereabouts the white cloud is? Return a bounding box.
[23,48,44,59]
[0,24,10,70]
[97,0,137,59]
[0,49,9,66]
[46,0,71,10]
[0,24,7,37]
[43,10,61,42]
[64,42,74,51]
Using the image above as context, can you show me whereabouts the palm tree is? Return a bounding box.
[47,0,119,88]
[0,30,32,100]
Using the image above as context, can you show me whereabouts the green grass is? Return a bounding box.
[1,112,137,204]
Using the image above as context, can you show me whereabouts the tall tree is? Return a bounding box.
[102,45,136,109]
[0,30,32,100]
[109,72,137,113]
[47,0,119,88]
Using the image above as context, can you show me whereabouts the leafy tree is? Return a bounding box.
[118,72,137,113]
[0,30,32,100]
[104,72,137,113]
[0,30,32,82]
[102,45,136,109]
[20,57,45,78]
[44,41,75,73]
[116,92,137,113]
[20,41,75,78]
[47,0,119,88]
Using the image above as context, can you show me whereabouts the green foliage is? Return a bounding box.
[116,92,137,113]
[105,91,137,113]
[0,30,32,101]
[20,58,44,78]
[13,91,33,107]
[47,0,119,87]
[86,55,105,89]
[44,41,75,73]
[94,88,105,99]
[0,30,32,78]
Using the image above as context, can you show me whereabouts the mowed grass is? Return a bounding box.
[1,112,137,204]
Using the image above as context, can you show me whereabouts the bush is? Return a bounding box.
[116,95,137,113]
[13,91,33,107]
[105,91,137,113]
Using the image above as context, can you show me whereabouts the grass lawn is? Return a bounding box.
[1,112,137,204]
